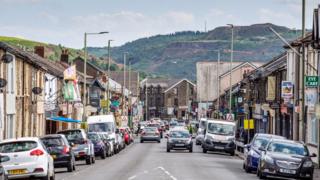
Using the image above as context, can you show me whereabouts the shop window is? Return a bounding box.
[310,115,318,145]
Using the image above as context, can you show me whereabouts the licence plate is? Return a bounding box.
[214,146,225,150]
[280,169,296,174]
[8,169,27,175]
[175,144,185,146]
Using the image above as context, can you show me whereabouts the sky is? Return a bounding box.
[0,0,319,48]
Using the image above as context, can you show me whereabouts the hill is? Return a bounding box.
[0,36,121,71]
[88,23,301,80]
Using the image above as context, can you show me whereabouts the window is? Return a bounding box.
[6,115,14,139]
[6,59,15,94]
[310,115,318,145]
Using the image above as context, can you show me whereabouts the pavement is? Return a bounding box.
[56,138,257,180]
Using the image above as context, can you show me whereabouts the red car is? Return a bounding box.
[120,127,134,145]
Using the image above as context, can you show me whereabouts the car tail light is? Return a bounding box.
[30,149,44,156]
[63,146,70,154]
[33,168,44,173]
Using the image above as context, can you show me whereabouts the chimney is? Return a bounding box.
[34,46,45,58]
[60,49,69,64]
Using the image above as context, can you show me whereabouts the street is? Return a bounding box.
[56,139,257,180]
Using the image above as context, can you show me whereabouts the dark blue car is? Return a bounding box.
[88,132,108,159]
[243,133,285,173]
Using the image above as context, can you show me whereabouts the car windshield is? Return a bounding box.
[88,122,113,133]
[207,123,234,135]
[41,138,64,147]
[58,130,84,143]
[267,142,308,156]
[170,131,190,138]
[252,138,269,149]
[200,121,206,129]
[88,133,101,142]
[0,141,37,153]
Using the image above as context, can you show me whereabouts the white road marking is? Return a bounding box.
[128,175,137,180]
[157,166,178,180]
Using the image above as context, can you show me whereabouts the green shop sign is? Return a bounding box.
[305,76,319,87]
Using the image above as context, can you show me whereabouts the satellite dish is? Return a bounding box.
[1,54,14,63]
[0,78,7,88]
[32,87,43,95]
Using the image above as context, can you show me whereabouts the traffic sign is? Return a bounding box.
[305,76,319,87]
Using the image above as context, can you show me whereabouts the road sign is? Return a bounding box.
[305,76,319,87]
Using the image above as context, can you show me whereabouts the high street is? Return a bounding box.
[56,139,257,180]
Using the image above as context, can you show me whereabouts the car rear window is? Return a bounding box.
[145,127,157,132]
[41,138,64,147]
[58,130,84,142]
[0,141,38,153]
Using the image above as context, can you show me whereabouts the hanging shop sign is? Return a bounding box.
[63,65,77,81]
[305,76,319,87]
[266,76,276,101]
[281,81,293,99]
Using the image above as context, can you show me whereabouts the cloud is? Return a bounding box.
[0,0,41,3]
[258,8,298,28]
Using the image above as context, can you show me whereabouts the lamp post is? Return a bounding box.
[107,39,114,113]
[122,52,128,116]
[227,24,234,120]
[83,31,108,121]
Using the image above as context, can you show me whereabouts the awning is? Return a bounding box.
[47,116,82,123]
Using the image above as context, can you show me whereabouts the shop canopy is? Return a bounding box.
[47,116,82,123]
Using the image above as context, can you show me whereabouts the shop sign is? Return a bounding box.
[305,76,318,87]
[281,81,293,99]
[244,119,254,130]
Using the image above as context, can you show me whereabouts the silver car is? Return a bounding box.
[140,127,161,143]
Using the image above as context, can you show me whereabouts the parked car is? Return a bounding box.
[98,133,113,156]
[147,123,163,138]
[202,119,235,155]
[257,139,316,180]
[164,121,169,130]
[243,133,285,173]
[140,127,161,143]
[87,132,108,159]
[0,137,55,180]
[41,134,76,172]
[0,155,10,180]
[57,129,95,165]
[166,129,193,153]
[116,129,126,152]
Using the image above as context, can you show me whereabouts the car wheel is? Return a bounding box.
[92,156,96,164]
[167,147,170,152]
[67,159,74,172]
[189,147,193,153]
[86,156,92,165]
[50,170,55,180]
[203,148,207,153]
[245,164,251,173]
[140,140,143,143]
[158,140,161,143]
[101,150,107,159]
[230,151,235,156]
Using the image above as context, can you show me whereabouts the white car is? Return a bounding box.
[0,137,55,180]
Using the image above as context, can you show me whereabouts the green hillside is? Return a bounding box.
[88,23,301,80]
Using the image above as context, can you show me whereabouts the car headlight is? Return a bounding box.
[265,155,274,165]
[303,160,313,168]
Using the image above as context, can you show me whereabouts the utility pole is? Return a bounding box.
[300,0,306,141]
[123,53,127,116]
[128,61,132,127]
[217,50,221,115]
[107,40,113,113]
[145,78,148,121]
[227,24,234,120]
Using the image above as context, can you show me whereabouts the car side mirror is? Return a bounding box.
[311,153,317,157]
[0,156,10,163]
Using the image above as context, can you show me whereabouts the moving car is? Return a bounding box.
[243,133,285,173]
[0,137,55,180]
[0,155,10,180]
[41,134,76,172]
[202,119,235,155]
[147,123,163,138]
[140,127,161,143]
[257,139,315,180]
[166,129,193,153]
[195,133,204,145]
[88,132,108,159]
[57,129,95,165]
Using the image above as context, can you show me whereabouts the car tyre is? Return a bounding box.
[86,156,92,165]
[203,148,207,153]
[189,147,193,153]
[92,156,96,164]
[158,140,161,143]
[230,151,235,156]
[67,159,74,172]
[244,164,251,173]
[101,150,107,159]
[50,171,55,180]
[140,140,144,143]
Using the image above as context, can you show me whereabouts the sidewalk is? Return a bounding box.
[235,151,320,179]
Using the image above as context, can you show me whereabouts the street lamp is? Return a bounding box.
[83,31,109,121]
[227,24,234,120]
[107,39,114,113]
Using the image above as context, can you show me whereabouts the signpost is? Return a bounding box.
[305,76,319,87]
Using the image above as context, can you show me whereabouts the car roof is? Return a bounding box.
[207,119,235,125]
[255,133,285,139]
[1,137,40,143]
[57,129,84,133]
[41,134,65,138]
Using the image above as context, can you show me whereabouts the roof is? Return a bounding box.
[0,42,65,78]
[219,62,258,78]
[140,78,180,88]
[73,56,106,74]
[164,78,196,93]
[89,78,106,91]
[109,71,139,96]
[254,133,285,139]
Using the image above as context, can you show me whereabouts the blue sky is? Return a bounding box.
[0,0,319,48]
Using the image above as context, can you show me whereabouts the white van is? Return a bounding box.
[197,118,207,134]
[202,119,236,155]
[87,115,117,143]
